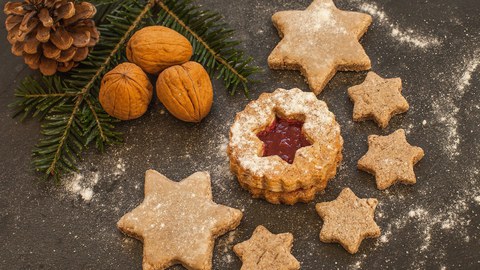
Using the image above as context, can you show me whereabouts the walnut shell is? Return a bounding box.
[99,62,153,120]
[126,26,193,74]
[156,61,213,122]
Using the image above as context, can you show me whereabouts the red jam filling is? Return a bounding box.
[257,117,312,164]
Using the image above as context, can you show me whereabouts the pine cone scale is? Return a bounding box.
[71,30,90,48]
[38,7,53,27]
[57,47,76,62]
[42,42,61,59]
[72,47,88,62]
[24,52,41,68]
[12,41,24,56]
[4,2,26,16]
[4,0,99,75]
[36,24,50,42]
[19,12,38,34]
[23,34,40,54]
[54,2,75,21]
[50,27,73,50]
[63,3,96,26]
[39,56,57,76]
[5,14,22,31]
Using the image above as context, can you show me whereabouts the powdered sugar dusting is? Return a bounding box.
[432,51,480,158]
[351,166,478,269]
[356,2,441,49]
[309,1,346,34]
[457,53,480,94]
[64,171,99,202]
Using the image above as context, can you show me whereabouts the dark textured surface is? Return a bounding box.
[1,0,479,269]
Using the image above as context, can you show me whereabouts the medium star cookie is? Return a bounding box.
[233,225,300,270]
[358,129,425,190]
[348,72,409,128]
[315,188,381,254]
[268,0,372,94]
[117,170,243,270]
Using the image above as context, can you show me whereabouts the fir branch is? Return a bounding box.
[11,0,260,181]
[41,0,155,179]
[156,0,261,95]
[12,0,155,180]
[10,76,76,121]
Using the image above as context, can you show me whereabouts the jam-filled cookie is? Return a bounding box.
[228,88,343,204]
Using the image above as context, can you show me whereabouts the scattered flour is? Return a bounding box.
[355,2,441,49]
[432,51,480,158]
[474,196,480,204]
[351,166,478,269]
[457,54,480,94]
[114,158,126,176]
[64,171,99,201]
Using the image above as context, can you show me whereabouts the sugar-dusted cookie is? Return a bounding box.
[348,72,409,128]
[315,188,381,254]
[117,170,243,270]
[268,0,372,94]
[358,129,425,190]
[228,88,343,205]
[233,225,300,270]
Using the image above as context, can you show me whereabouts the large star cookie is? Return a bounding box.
[117,170,243,270]
[348,72,409,128]
[358,129,425,190]
[268,0,372,94]
[233,225,300,270]
[315,188,380,254]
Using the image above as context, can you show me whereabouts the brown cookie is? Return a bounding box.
[117,170,243,270]
[228,88,343,205]
[358,129,425,190]
[233,225,300,270]
[315,188,381,254]
[268,0,372,94]
[348,72,409,128]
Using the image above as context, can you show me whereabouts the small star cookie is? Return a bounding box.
[233,225,300,270]
[358,129,425,190]
[348,72,409,128]
[268,0,372,94]
[315,188,381,254]
[117,170,243,270]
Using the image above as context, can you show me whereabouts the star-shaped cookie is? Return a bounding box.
[315,188,380,254]
[358,129,425,190]
[268,0,372,94]
[348,72,409,128]
[117,170,243,270]
[233,225,300,270]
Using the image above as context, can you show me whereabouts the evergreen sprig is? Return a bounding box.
[11,0,260,181]
[12,0,156,181]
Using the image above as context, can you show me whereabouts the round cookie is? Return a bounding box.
[228,88,343,204]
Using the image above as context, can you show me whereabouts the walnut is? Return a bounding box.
[156,61,213,122]
[126,26,193,74]
[99,62,153,120]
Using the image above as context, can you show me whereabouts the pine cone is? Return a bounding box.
[4,0,99,75]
